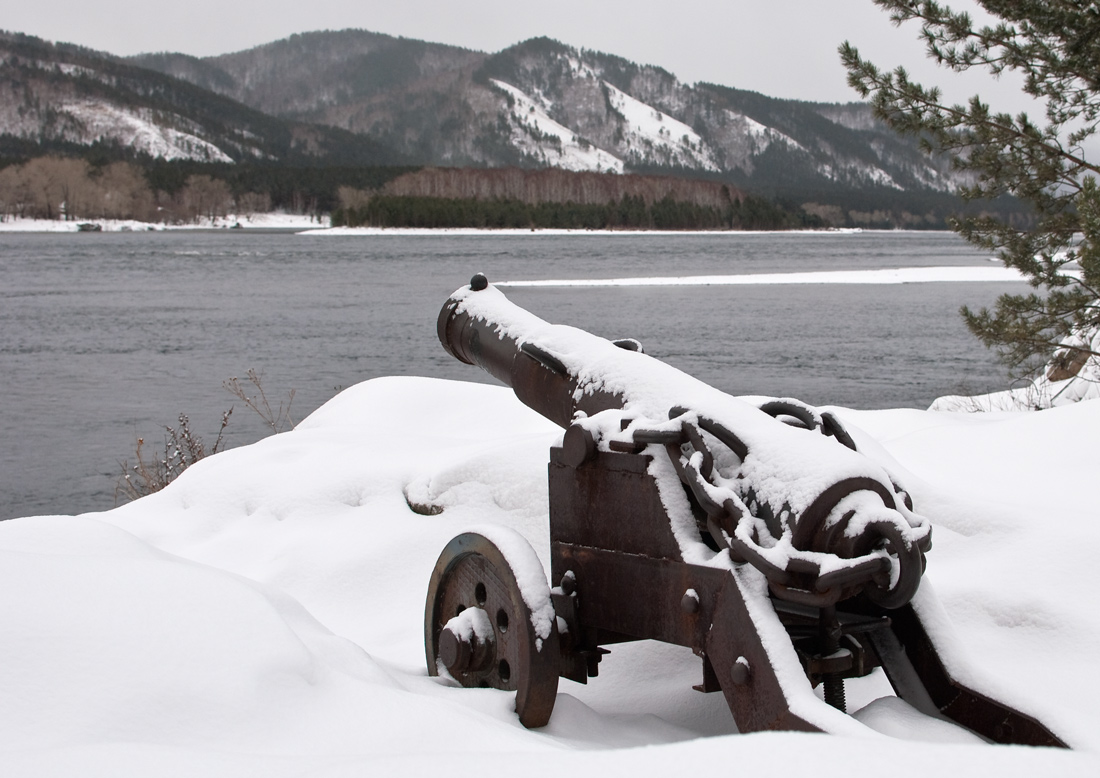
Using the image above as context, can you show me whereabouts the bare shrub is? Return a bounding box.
[116,409,232,502]
[0,157,155,221]
[224,368,296,433]
[93,161,155,221]
[12,156,94,220]
[115,370,297,504]
[0,164,31,219]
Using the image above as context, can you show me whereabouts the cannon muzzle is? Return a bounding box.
[437,273,625,428]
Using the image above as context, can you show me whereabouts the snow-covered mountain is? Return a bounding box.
[132,32,960,198]
[0,31,404,165]
[2,27,964,208]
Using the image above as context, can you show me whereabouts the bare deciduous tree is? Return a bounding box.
[94,161,155,221]
[236,191,272,220]
[179,174,233,223]
[20,157,94,220]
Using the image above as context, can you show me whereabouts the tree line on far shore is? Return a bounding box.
[331,190,820,230]
[0,154,824,230]
[0,154,415,223]
[0,157,264,223]
[0,151,982,232]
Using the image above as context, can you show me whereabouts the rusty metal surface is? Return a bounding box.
[706,573,820,733]
[424,532,560,728]
[425,275,1068,746]
[549,447,683,561]
[436,290,623,428]
[553,543,728,651]
[871,604,1069,748]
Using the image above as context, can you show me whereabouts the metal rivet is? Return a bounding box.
[681,590,700,614]
[730,656,751,686]
[560,571,577,596]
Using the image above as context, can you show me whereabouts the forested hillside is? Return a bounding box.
[0,31,407,166]
[131,31,967,207]
[0,27,1029,229]
[330,167,814,230]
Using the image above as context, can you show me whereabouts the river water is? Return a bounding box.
[0,229,1022,520]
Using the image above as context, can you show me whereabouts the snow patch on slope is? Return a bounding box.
[859,165,902,189]
[565,55,600,81]
[491,79,623,173]
[723,110,902,189]
[727,110,806,155]
[58,100,234,163]
[802,152,901,191]
[604,81,718,171]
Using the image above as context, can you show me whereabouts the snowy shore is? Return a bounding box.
[1,375,1097,776]
[0,212,327,232]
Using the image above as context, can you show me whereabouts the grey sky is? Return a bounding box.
[7,0,1034,112]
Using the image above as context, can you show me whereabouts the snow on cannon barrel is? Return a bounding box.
[425,273,1068,746]
[436,273,927,607]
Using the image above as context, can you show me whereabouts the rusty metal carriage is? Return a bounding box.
[424,274,1065,746]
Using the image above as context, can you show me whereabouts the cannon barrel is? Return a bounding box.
[437,274,625,428]
[438,274,931,609]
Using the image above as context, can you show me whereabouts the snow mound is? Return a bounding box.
[932,326,1100,410]
[2,376,1098,775]
[852,697,984,744]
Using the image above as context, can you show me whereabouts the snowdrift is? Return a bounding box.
[1,376,1098,776]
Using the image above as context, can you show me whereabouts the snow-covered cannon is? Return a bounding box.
[424,274,1066,745]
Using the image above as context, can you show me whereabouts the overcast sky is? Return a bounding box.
[6,0,1035,112]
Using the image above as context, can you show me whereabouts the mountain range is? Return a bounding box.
[0,30,399,166]
[1,27,964,212]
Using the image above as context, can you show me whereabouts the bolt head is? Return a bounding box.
[729,657,751,686]
[681,590,700,614]
[438,627,471,674]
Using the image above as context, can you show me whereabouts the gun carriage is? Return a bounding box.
[424,274,1065,746]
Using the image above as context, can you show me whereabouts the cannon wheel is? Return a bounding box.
[424,530,560,728]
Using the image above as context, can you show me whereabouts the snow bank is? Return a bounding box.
[932,325,1100,410]
[1,376,1097,776]
[0,212,328,233]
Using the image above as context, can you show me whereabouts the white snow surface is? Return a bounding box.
[603,81,719,171]
[730,110,805,154]
[59,100,234,163]
[3,371,1099,775]
[495,266,1029,287]
[491,79,625,173]
[0,212,328,232]
[933,322,1100,410]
